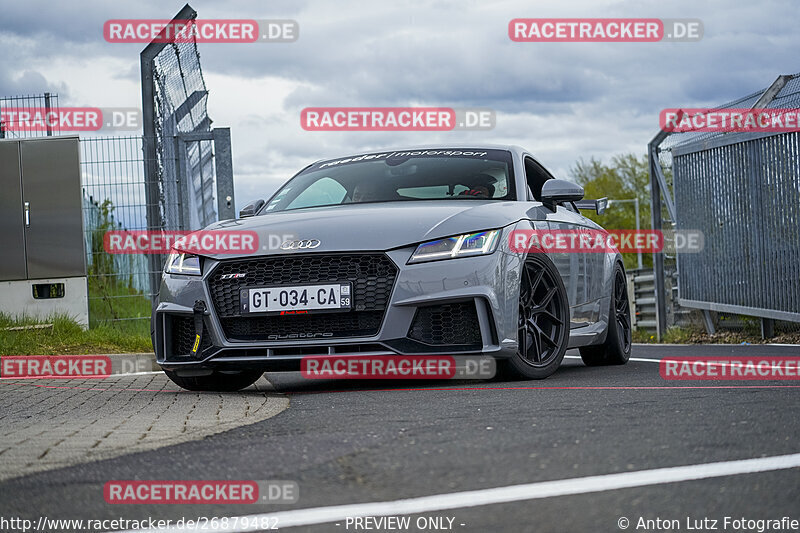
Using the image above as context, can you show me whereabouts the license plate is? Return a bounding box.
[240,283,352,314]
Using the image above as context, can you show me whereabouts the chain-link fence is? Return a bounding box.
[649,72,800,340]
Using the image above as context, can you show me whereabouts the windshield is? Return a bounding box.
[262,149,515,213]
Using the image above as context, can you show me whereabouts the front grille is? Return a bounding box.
[220,312,383,340]
[169,315,212,356]
[208,254,398,341]
[408,301,482,346]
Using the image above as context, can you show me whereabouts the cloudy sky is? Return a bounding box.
[1,0,797,208]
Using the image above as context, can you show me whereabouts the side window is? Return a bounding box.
[524,157,553,201]
[287,177,347,209]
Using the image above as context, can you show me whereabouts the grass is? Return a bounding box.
[88,275,152,327]
[661,326,695,344]
[0,271,155,355]
[632,325,800,344]
[0,313,152,356]
[0,275,155,355]
[632,328,657,344]
[633,326,719,344]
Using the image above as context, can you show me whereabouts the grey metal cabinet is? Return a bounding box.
[0,136,86,281]
[0,141,27,280]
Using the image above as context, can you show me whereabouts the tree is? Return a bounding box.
[570,154,652,271]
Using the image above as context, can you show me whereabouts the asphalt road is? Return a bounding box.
[0,344,798,533]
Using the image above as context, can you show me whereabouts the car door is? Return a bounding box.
[545,204,597,327]
[573,211,609,320]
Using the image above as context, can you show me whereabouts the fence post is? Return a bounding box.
[174,136,190,231]
[44,93,52,137]
[648,140,668,340]
[761,318,774,339]
[213,128,236,221]
[140,4,198,301]
[702,310,716,335]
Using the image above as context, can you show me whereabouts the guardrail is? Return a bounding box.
[627,268,693,331]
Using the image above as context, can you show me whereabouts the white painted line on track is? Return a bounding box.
[565,354,661,363]
[121,452,800,532]
[566,354,800,371]
[632,343,800,347]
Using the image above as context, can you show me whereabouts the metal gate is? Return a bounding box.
[649,73,800,337]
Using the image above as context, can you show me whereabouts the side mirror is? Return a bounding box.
[540,179,585,211]
[575,197,608,215]
[239,199,265,218]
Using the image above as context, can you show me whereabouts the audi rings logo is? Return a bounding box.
[280,239,321,250]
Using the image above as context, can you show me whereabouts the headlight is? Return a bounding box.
[165,252,202,275]
[408,230,501,264]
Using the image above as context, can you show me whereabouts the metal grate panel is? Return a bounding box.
[169,315,212,356]
[408,302,482,345]
[673,132,800,317]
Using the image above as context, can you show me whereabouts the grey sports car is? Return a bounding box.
[152,146,632,391]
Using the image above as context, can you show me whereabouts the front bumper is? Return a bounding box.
[153,237,523,372]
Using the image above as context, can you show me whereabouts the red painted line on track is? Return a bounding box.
[285,384,800,394]
[5,379,799,395]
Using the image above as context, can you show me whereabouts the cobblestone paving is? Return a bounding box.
[0,373,288,481]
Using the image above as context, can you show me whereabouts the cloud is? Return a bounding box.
[1,0,799,212]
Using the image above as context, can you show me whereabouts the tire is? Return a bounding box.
[164,369,263,392]
[500,254,570,380]
[580,263,632,366]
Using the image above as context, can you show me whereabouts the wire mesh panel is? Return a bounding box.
[152,23,217,231]
[80,136,175,327]
[653,72,800,329]
[185,139,217,227]
[0,93,60,138]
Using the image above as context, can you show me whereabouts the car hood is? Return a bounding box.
[201,201,523,259]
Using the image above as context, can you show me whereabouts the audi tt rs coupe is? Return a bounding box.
[152,146,632,391]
